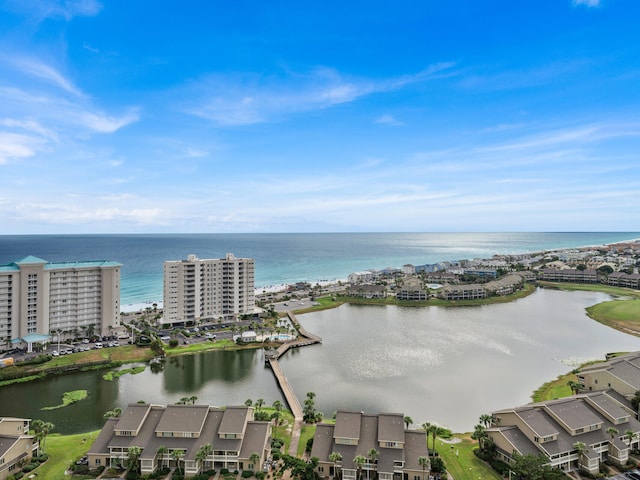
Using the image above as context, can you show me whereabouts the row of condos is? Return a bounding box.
[0,417,38,480]
[163,254,255,325]
[311,411,429,480]
[489,351,640,475]
[88,404,270,478]
[0,256,121,351]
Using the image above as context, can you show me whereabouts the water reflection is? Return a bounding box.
[1,288,639,434]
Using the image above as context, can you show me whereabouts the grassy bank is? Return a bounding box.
[540,281,640,337]
[436,435,502,480]
[36,430,100,480]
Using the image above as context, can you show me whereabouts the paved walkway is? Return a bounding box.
[265,311,322,456]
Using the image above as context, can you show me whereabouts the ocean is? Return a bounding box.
[0,232,638,309]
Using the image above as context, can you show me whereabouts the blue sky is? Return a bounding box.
[1,0,639,233]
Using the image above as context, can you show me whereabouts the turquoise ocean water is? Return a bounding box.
[0,232,638,307]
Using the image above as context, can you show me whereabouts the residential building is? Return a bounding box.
[0,256,121,350]
[488,391,640,475]
[439,284,486,301]
[395,277,428,301]
[88,404,270,478]
[163,253,255,325]
[347,284,387,299]
[0,417,37,480]
[539,269,598,283]
[578,351,640,398]
[606,272,640,289]
[311,410,429,480]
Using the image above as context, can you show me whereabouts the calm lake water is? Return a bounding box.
[1,288,639,433]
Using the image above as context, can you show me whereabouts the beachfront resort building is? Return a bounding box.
[311,410,429,480]
[88,404,270,478]
[577,351,640,397]
[163,253,255,325]
[0,256,121,351]
[0,417,38,480]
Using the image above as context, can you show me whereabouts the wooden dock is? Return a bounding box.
[265,311,322,455]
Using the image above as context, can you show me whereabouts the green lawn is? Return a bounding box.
[297,425,316,456]
[35,430,100,480]
[436,435,502,480]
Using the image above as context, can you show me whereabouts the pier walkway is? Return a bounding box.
[265,311,322,456]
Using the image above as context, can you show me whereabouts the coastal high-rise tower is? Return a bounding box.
[0,256,121,350]
[163,253,255,325]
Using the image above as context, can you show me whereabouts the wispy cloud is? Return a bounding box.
[6,56,83,96]
[572,0,601,7]
[375,114,404,127]
[185,63,456,126]
[71,109,140,133]
[3,0,102,21]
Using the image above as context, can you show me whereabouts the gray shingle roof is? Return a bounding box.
[334,411,362,441]
[155,405,210,435]
[114,404,152,433]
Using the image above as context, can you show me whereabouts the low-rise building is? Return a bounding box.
[395,278,428,301]
[348,284,387,299]
[539,269,598,283]
[578,351,640,398]
[0,417,37,480]
[88,404,270,478]
[489,391,640,475]
[440,284,486,300]
[311,410,429,480]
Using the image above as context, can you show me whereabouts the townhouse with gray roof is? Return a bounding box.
[578,351,640,398]
[310,411,429,480]
[88,404,270,478]
[0,417,37,480]
[488,391,640,475]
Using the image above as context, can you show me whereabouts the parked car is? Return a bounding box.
[94,342,103,349]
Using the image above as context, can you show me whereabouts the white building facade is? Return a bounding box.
[0,256,121,350]
[163,253,255,325]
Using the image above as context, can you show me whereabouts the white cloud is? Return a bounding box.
[71,109,140,133]
[186,63,455,126]
[4,0,102,21]
[7,57,83,96]
[375,114,404,127]
[0,132,37,164]
[572,0,601,7]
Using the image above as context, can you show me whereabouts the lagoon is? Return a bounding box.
[1,288,639,433]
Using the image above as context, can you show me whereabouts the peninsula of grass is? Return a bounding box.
[532,372,576,402]
[540,281,640,336]
[41,389,88,410]
[35,430,100,480]
[103,365,146,381]
[435,434,502,480]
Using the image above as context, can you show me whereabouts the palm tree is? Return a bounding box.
[189,395,198,405]
[32,420,54,454]
[329,452,342,479]
[366,448,378,480]
[255,398,265,411]
[103,407,122,419]
[156,445,169,469]
[178,396,190,405]
[245,399,254,407]
[626,429,638,448]
[126,445,142,474]
[171,449,185,476]
[607,427,619,440]
[567,380,581,395]
[249,452,261,473]
[418,456,430,480]
[471,424,488,451]
[404,416,413,429]
[354,455,366,480]
[573,441,588,470]
[479,413,495,428]
[195,443,213,473]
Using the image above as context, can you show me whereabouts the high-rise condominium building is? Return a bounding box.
[163,253,255,325]
[0,256,122,350]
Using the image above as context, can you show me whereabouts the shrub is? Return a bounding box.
[256,472,266,480]
[488,459,509,476]
[126,469,140,480]
[305,438,313,453]
[430,457,446,474]
[21,463,39,473]
[221,468,230,475]
[169,339,179,348]
[242,470,254,478]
